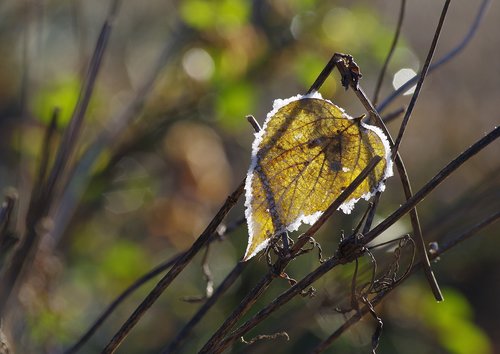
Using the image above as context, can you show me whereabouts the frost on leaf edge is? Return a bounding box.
[243,93,393,260]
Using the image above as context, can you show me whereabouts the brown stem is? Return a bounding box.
[311,210,500,353]
[101,181,244,353]
[372,0,406,105]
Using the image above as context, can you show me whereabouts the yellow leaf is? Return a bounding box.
[244,93,392,260]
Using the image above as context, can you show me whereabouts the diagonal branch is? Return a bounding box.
[64,217,244,354]
[53,20,193,243]
[161,261,248,354]
[311,210,500,353]
[101,181,245,353]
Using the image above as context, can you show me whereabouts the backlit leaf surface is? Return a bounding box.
[244,93,392,260]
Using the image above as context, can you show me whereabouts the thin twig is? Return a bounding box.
[392,0,451,155]
[70,108,256,353]
[363,126,499,244]
[0,193,17,241]
[199,270,275,354]
[377,0,490,113]
[34,108,59,189]
[304,50,443,299]
[64,255,181,354]
[161,261,248,353]
[181,244,214,303]
[363,296,383,354]
[101,181,245,353]
[0,191,19,269]
[44,0,120,202]
[439,210,500,254]
[349,59,444,299]
[372,0,406,105]
[246,115,262,133]
[157,112,266,353]
[310,210,500,353]
[64,217,245,354]
[212,257,343,353]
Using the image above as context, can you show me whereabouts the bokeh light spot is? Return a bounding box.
[182,48,215,82]
[393,68,417,95]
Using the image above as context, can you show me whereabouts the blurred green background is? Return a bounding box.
[0,0,499,353]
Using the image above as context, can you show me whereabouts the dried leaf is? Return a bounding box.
[244,93,392,260]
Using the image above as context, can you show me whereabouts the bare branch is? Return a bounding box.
[373,0,406,105]
[101,181,245,353]
[64,216,245,354]
[52,20,193,243]
[362,126,499,245]
[377,0,491,113]
[161,261,248,354]
[311,210,500,353]
[392,0,451,155]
